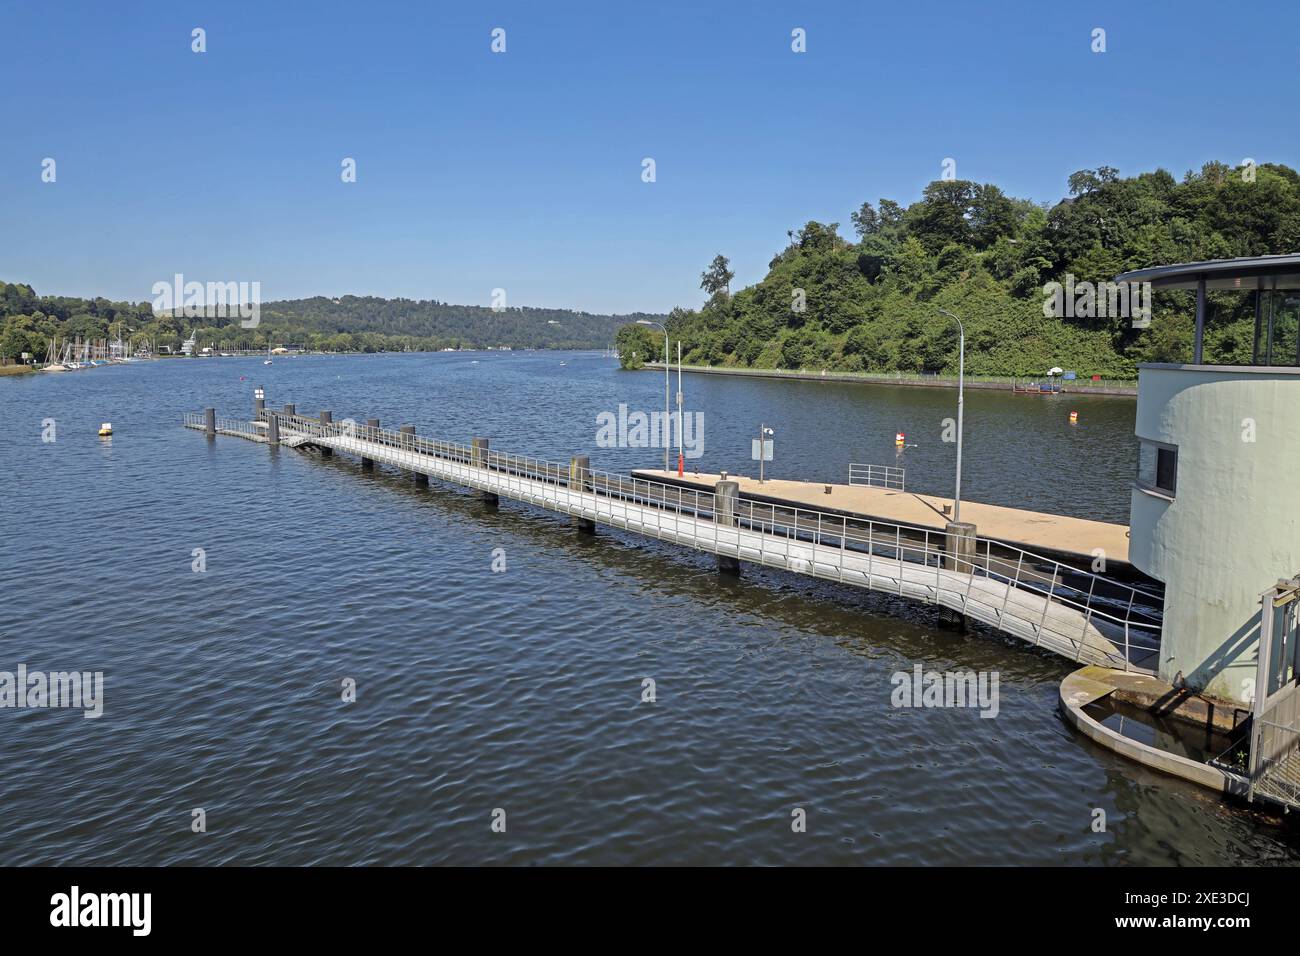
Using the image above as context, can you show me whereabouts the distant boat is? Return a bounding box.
[1013,380,1061,395]
[263,346,273,366]
[559,361,567,367]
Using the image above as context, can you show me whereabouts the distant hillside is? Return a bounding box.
[0,284,663,360]
[258,296,662,350]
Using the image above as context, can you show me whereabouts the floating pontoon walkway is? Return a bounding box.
[633,470,1132,569]
[184,405,1162,674]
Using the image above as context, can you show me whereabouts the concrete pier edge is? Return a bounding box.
[1059,666,1247,798]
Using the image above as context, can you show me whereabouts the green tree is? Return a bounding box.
[615,323,657,369]
[700,255,735,297]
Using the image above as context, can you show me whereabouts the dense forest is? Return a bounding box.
[617,161,1300,377]
[0,286,657,361]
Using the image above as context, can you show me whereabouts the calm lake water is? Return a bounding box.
[1,351,1295,865]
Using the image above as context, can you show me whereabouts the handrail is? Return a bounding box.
[848,462,905,490]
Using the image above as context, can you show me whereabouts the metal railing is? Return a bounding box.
[183,412,268,442]
[203,409,1162,672]
[1249,713,1300,807]
[848,463,905,490]
[1248,578,1300,807]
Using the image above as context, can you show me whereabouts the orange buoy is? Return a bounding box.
[895,431,905,446]
[1069,411,1079,424]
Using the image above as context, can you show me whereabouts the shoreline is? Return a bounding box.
[642,362,1138,396]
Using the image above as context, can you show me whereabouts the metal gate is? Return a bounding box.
[1248,574,1300,806]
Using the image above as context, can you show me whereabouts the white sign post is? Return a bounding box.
[752,424,774,482]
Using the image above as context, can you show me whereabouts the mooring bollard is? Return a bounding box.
[939,520,978,631]
[472,437,498,506]
[715,479,741,576]
[362,418,379,470]
[267,413,280,446]
[204,407,216,438]
[570,455,594,534]
[283,403,296,418]
[319,410,333,457]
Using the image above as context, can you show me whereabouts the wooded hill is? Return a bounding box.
[618,162,1300,377]
[0,285,660,360]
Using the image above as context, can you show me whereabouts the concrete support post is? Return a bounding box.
[939,520,977,630]
[254,387,265,418]
[412,426,429,485]
[715,479,741,576]
[571,455,594,533]
[472,437,497,506]
[204,407,216,438]
[362,418,379,470]
[267,413,280,446]
[399,425,426,484]
[319,410,333,457]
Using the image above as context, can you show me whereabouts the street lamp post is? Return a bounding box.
[676,340,684,475]
[937,309,965,523]
[637,319,670,472]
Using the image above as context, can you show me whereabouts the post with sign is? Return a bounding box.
[254,386,265,419]
[752,424,774,483]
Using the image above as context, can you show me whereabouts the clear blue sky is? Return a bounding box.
[2,0,1296,314]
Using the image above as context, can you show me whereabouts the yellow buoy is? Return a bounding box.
[1069,411,1078,424]
[98,422,113,437]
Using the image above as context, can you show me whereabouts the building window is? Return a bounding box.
[1137,439,1177,498]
